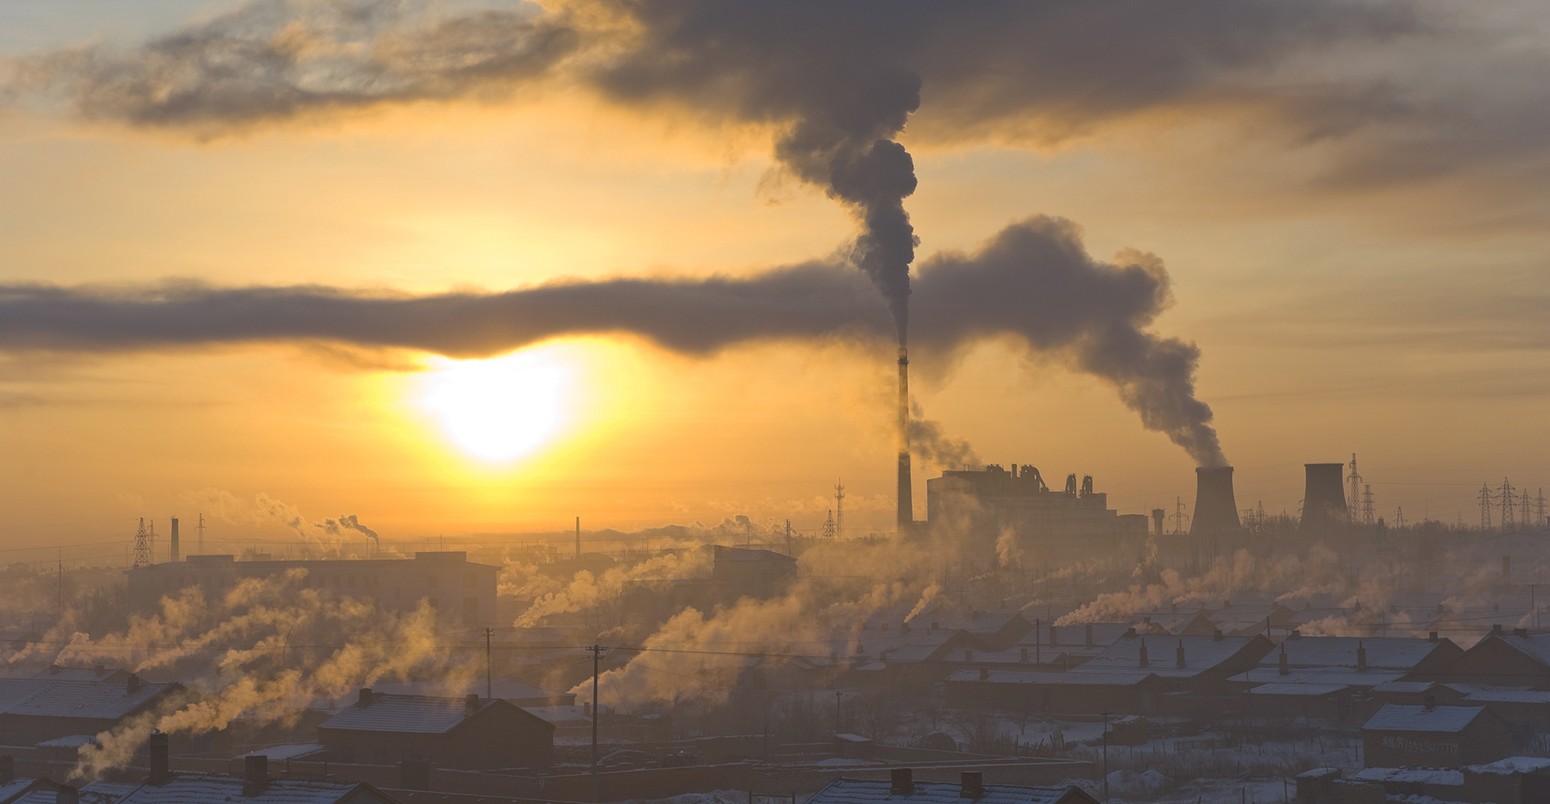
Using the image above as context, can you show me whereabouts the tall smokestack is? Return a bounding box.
[1301,463,1348,532]
[169,517,180,563]
[897,347,913,531]
[1191,467,1241,534]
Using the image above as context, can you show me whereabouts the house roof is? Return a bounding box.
[1248,683,1350,697]
[1262,636,1451,670]
[1229,667,1405,688]
[1363,704,1489,734]
[111,775,395,803]
[0,678,177,721]
[319,693,552,735]
[947,668,1158,687]
[1073,634,1268,678]
[1481,631,1550,668]
[808,777,1098,804]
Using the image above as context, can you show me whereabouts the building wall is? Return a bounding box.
[319,706,553,770]
[1362,717,1513,768]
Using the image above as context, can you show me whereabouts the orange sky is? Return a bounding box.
[2,1,1548,557]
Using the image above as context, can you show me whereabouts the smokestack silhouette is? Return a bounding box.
[897,347,913,531]
[1191,466,1241,534]
[1301,463,1348,532]
[169,517,179,563]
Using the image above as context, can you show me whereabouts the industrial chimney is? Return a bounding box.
[1190,466,1242,534]
[1151,508,1166,536]
[169,517,180,563]
[896,346,913,531]
[1301,463,1349,532]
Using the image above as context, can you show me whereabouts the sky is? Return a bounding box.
[2,0,1548,556]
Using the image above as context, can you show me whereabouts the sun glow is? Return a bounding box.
[417,350,574,463]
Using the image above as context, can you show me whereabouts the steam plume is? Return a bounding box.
[0,217,1223,462]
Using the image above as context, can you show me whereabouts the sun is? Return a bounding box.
[416,349,574,463]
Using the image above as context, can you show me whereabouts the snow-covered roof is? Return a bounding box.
[112,774,388,803]
[369,677,568,703]
[0,678,176,720]
[1485,631,1550,667]
[247,743,325,760]
[1229,667,1404,688]
[35,734,97,749]
[1363,704,1488,734]
[1248,683,1349,697]
[947,668,1157,687]
[1465,756,1550,775]
[1264,636,1449,670]
[1352,767,1464,786]
[1456,687,1550,704]
[809,777,1095,804]
[1372,681,1439,695]
[1073,634,1265,678]
[319,693,550,735]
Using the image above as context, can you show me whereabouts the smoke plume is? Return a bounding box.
[0,218,1222,462]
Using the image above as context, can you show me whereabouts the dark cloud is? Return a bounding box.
[0,217,1223,464]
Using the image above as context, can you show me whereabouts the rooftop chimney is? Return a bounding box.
[959,771,984,800]
[57,786,79,804]
[1492,624,1504,636]
[0,755,13,785]
[897,347,913,532]
[244,755,268,787]
[1085,624,1093,647]
[358,687,373,707]
[1301,463,1349,532]
[1212,628,1223,641]
[1138,639,1149,667]
[890,768,914,796]
[1175,640,1186,669]
[1278,645,1289,676]
[126,674,141,695]
[148,730,170,785]
[1429,631,1438,642]
[465,694,481,714]
[1191,466,1242,534]
[169,517,179,563]
[1356,642,1367,671]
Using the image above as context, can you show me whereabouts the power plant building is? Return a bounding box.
[126,551,498,625]
[925,464,1148,541]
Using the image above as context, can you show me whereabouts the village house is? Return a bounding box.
[1362,703,1513,768]
[317,689,553,770]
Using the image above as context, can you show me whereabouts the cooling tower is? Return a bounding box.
[897,347,913,531]
[1301,463,1349,531]
[1191,466,1241,534]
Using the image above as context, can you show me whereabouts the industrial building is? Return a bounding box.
[126,551,498,625]
[925,464,1149,543]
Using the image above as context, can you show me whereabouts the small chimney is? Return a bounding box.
[1049,627,1059,647]
[900,621,910,635]
[583,701,592,717]
[1019,647,1028,663]
[1085,624,1094,647]
[244,755,268,786]
[126,674,141,695]
[1212,628,1223,641]
[1429,631,1439,642]
[465,693,480,714]
[1492,624,1504,636]
[1170,601,1178,613]
[48,664,60,675]
[1124,627,1136,639]
[1175,640,1186,669]
[959,771,984,800]
[57,786,79,804]
[1278,646,1289,676]
[1515,627,1530,638]
[1356,642,1367,671]
[357,687,373,707]
[1423,694,1437,711]
[0,755,13,785]
[890,768,914,796]
[1138,639,1149,667]
[1289,629,1301,640]
[148,730,170,784]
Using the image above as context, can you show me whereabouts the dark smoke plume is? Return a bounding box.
[0,217,1224,464]
[9,1,1418,343]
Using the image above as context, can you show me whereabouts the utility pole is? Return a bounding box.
[197,513,206,554]
[588,644,608,785]
[1101,711,1111,799]
[484,627,494,700]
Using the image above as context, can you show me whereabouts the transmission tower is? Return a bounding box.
[820,509,836,539]
[1170,496,1189,535]
[1538,489,1547,529]
[1479,483,1494,530]
[1394,507,1406,528]
[1500,478,1516,532]
[132,518,152,567]
[1361,484,1376,526]
[1522,490,1533,529]
[834,481,846,539]
[1347,454,1364,521]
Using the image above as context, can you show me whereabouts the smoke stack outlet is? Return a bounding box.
[896,347,913,531]
[244,755,268,787]
[1278,646,1289,676]
[148,730,170,784]
[1138,639,1149,667]
[358,687,373,707]
[465,694,481,714]
[1356,642,1367,671]
[960,771,984,800]
[890,768,914,796]
[1175,640,1186,669]
[1191,466,1242,534]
